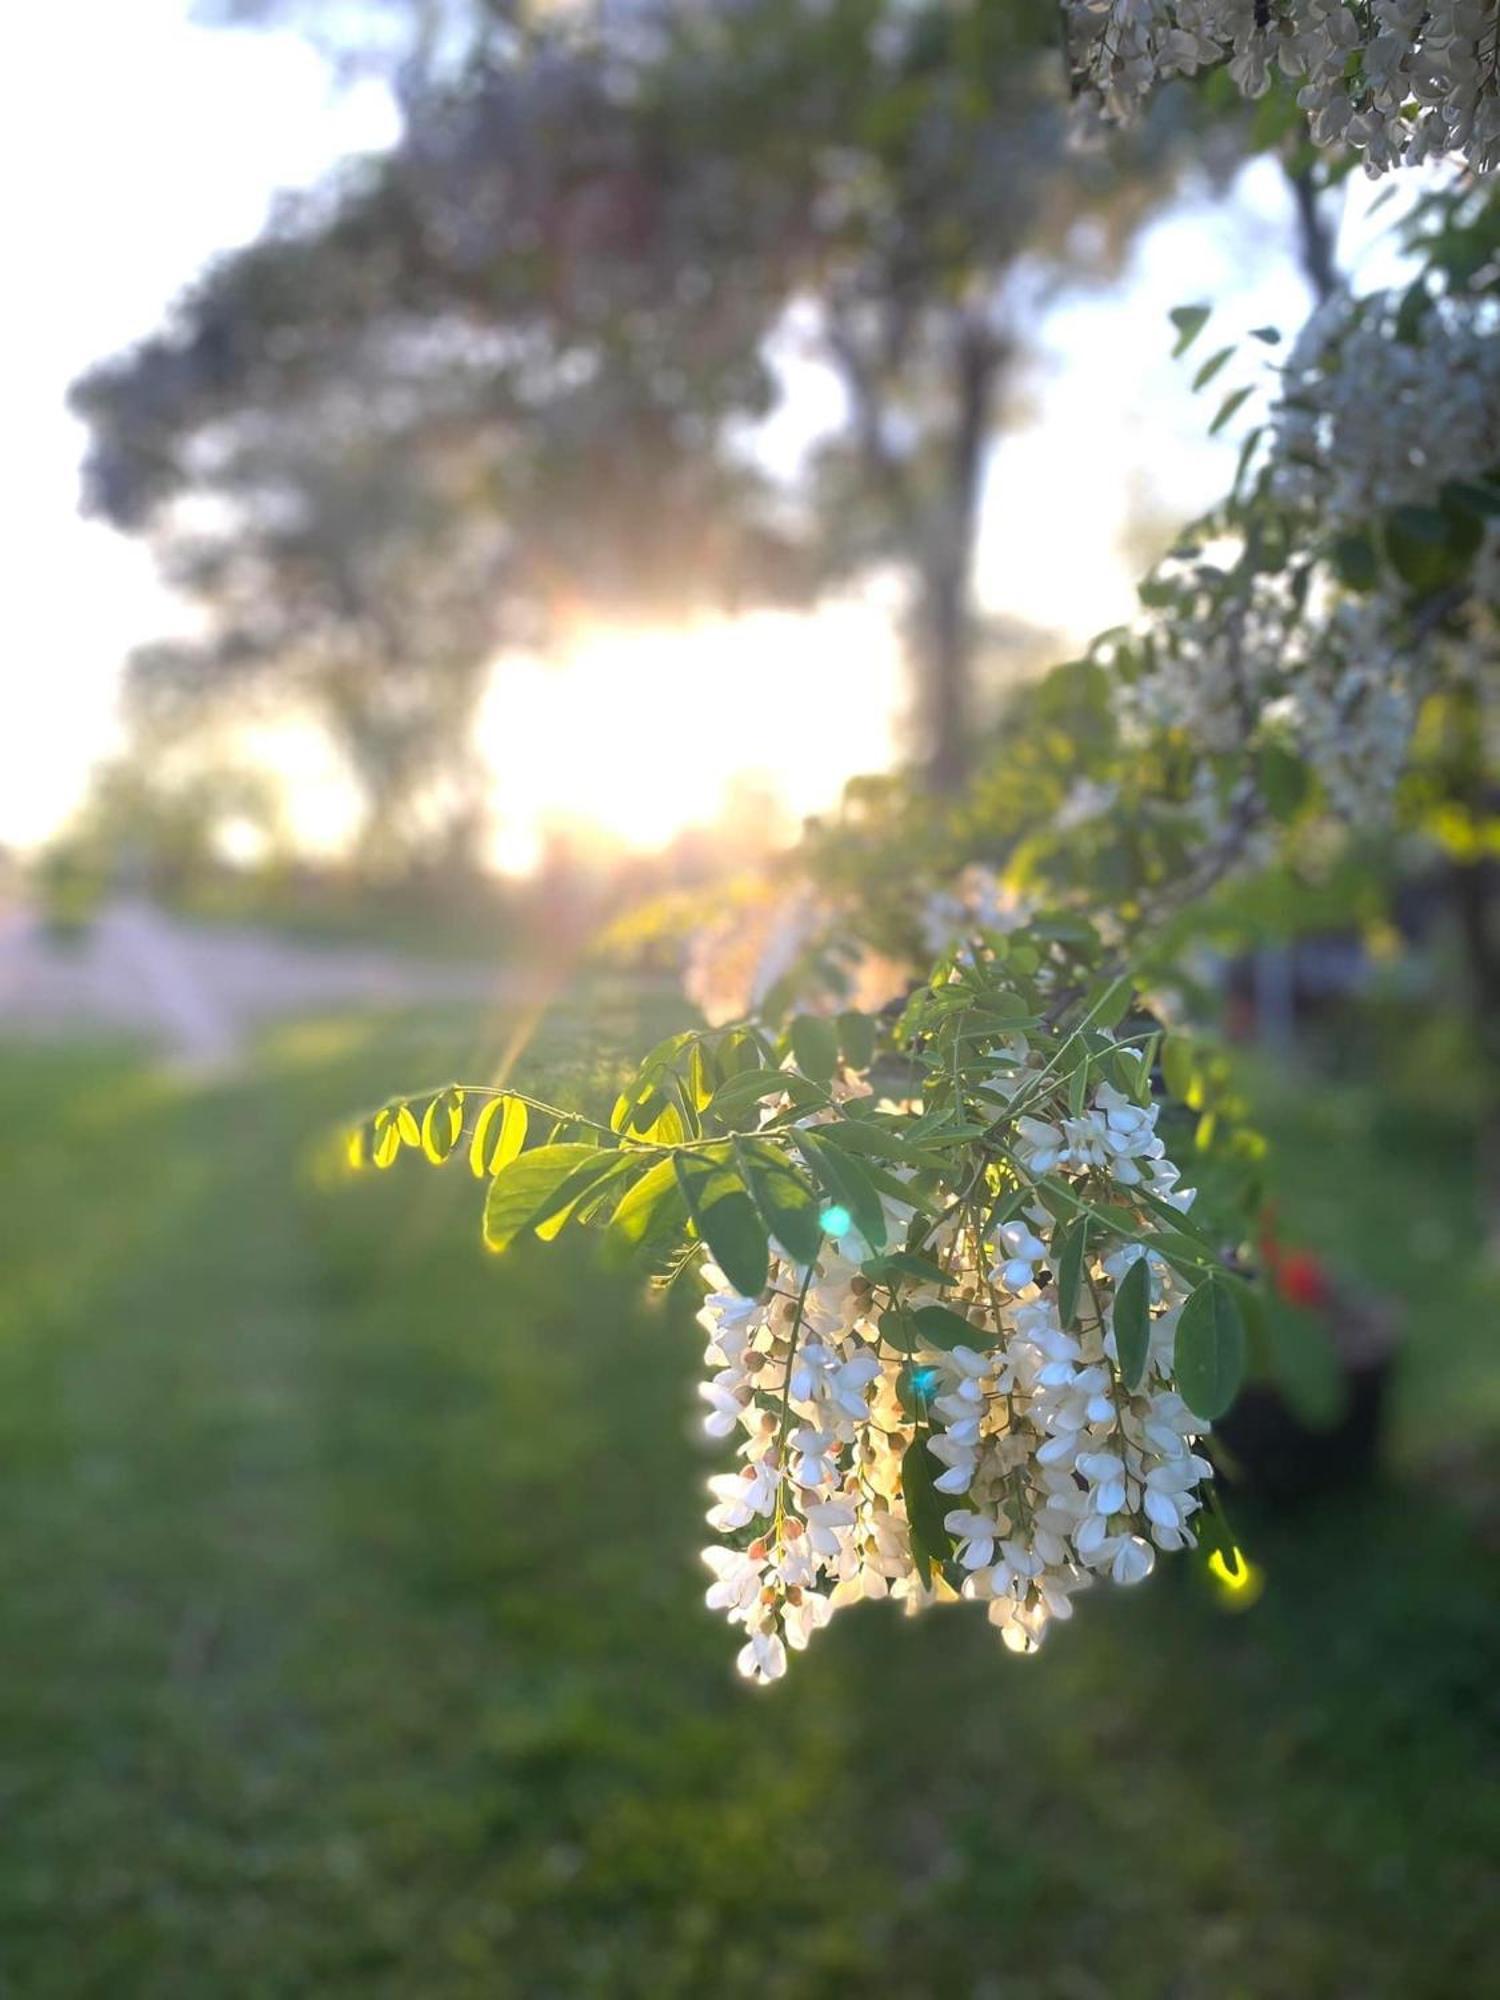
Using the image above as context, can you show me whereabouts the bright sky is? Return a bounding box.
[1,1,398,852]
[0,4,1416,868]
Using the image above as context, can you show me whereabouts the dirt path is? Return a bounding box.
[0,897,535,1070]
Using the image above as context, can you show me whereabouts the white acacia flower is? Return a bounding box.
[702,1545,764,1615]
[736,1628,788,1684]
[944,1507,1004,1570]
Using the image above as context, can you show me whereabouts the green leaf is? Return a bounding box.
[1054,1216,1089,1332]
[1169,302,1211,357]
[1081,974,1133,1034]
[371,1106,402,1169]
[1133,1182,1215,1248]
[686,1040,718,1113]
[468,1093,529,1178]
[538,1151,641,1238]
[707,1066,821,1124]
[972,987,1033,1024]
[628,1096,688,1147]
[1192,345,1235,392]
[900,1437,953,1585]
[674,1150,768,1297]
[1328,530,1379,592]
[1209,385,1253,436]
[1161,1035,1199,1107]
[816,1118,930,1167]
[1232,424,1265,500]
[1440,476,1500,519]
[1249,325,1282,345]
[737,1139,825,1265]
[419,1087,464,1164]
[606,1154,688,1263]
[612,1032,696,1138]
[484,1143,609,1253]
[879,1306,918,1354]
[909,1303,978,1350]
[789,1014,839,1084]
[1439,490,1485,561]
[836,1010,876,1071]
[1113,1254,1152,1391]
[1382,503,1464,593]
[1174,1277,1247,1419]
[1257,741,1311,824]
[795,1130,888,1252]
[863,1250,953,1290]
[1067,1056,1090,1120]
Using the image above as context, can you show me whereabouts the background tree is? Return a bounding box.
[74,0,1245,876]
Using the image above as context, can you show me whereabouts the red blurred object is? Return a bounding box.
[1275,1250,1333,1311]
[1257,1207,1335,1312]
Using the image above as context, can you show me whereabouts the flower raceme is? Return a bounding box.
[345,940,1251,1684]
[690,1048,1232,1683]
[1107,286,1500,837]
[1063,0,1500,173]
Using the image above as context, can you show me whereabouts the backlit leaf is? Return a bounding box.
[605,1154,687,1263]
[468,1093,529,1178]
[420,1087,464,1165]
[535,1151,639,1241]
[372,1107,402,1169]
[483,1143,608,1253]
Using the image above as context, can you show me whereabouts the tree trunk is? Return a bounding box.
[921,551,972,794]
[1287,158,1339,305]
[920,318,1001,794]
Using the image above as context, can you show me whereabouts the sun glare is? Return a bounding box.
[476,604,905,873]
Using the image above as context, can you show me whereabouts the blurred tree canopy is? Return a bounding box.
[74,0,1244,870]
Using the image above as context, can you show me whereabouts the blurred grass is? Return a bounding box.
[0,993,1496,1998]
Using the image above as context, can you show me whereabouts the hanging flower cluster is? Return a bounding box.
[347,931,1254,1684]
[1271,292,1500,529]
[1063,0,1500,172]
[695,1057,1218,1683]
[1110,287,1500,822]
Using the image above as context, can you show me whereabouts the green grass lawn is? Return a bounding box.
[0,996,1496,1997]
